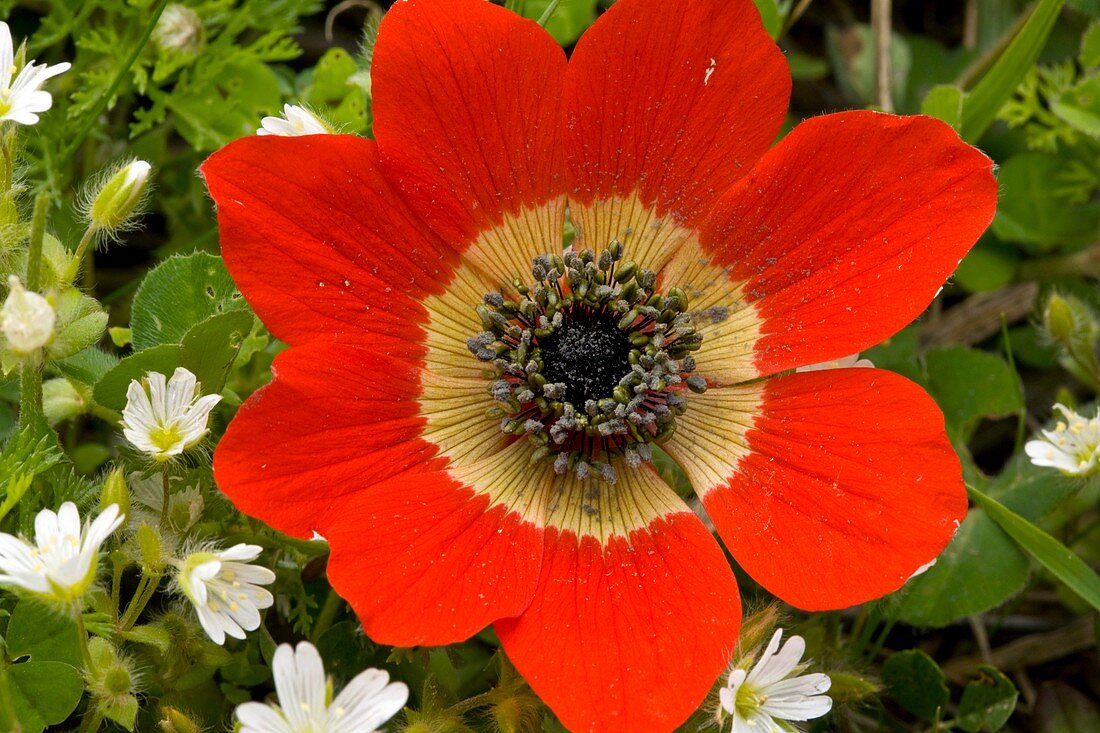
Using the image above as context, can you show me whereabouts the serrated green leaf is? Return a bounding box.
[1051,75,1100,136]
[969,484,1100,613]
[882,650,950,723]
[960,0,1066,142]
[891,509,1029,627]
[958,665,1019,732]
[52,347,120,389]
[130,253,247,351]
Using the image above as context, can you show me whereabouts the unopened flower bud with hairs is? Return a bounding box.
[87,160,152,236]
[2,275,54,354]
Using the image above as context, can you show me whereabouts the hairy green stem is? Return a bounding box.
[312,587,343,640]
[74,609,95,673]
[62,225,98,285]
[18,193,51,425]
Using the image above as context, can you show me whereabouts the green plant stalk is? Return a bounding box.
[968,484,1100,612]
[312,588,343,640]
[959,0,1066,142]
[160,464,171,529]
[536,0,561,27]
[74,609,95,673]
[18,192,51,425]
[62,225,98,285]
[56,0,170,174]
[119,570,162,632]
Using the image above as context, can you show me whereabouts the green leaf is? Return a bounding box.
[924,346,1024,443]
[305,48,359,106]
[46,289,108,361]
[891,509,1029,627]
[1,662,83,733]
[987,449,1083,521]
[957,665,1019,732]
[752,0,782,39]
[179,309,254,396]
[969,484,1100,613]
[6,601,82,667]
[92,343,182,411]
[1082,20,1100,67]
[991,152,1100,251]
[130,252,247,351]
[922,84,966,128]
[960,0,1066,142]
[881,650,950,723]
[52,348,120,389]
[521,0,598,45]
[1051,75,1100,136]
[954,237,1019,292]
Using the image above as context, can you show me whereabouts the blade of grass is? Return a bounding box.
[959,0,1065,142]
[967,483,1100,612]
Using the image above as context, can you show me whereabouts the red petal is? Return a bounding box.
[213,342,438,539]
[325,469,543,646]
[669,368,967,610]
[670,111,998,381]
[372,0,566,246]
[564,0,788,268]
[201,135,457,348]
[497,513,740,733]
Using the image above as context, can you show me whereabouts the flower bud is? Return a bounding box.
[137,522,166,574]
[1043,293,1080,345]
[158,707,201,733]
[100,469,131,523]
[87,638,140,731]
[88,160,152,234]
[1,275,55,354]
[152,5,205,56]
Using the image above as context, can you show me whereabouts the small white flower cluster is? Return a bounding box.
[236,642,408,733]
[0,21,70,126]
[0,502,122,604]
[719,629,832,733]
[1026,403,1100,477]
[176,543,275,645]
[121,367,222,462]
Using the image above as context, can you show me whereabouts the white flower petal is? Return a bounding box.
[236,702,294,733]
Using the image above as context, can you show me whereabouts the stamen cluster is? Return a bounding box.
[467,243,705,483]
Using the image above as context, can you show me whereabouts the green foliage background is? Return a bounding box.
[0,0,1097,731]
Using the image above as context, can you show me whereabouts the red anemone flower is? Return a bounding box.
[202,0,997,730]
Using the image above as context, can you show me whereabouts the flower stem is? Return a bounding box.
[160,465,171,529]
[536,0,561,27]
[18,192,51,425]
[74,609,95,673]
[119,570,162,632]
[77,707,104,733]
[312,587,343,640]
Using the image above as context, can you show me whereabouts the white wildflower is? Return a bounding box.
[1025,403,1100,477]
[177,543,275,645]
[719,629,832,733]
[0,502,123,604]
[121,367,221,461]
[0,21,70,125]
[235,641,408,733]
[2,275,54,354]
[257,104,331,137]
[796,353,874,373]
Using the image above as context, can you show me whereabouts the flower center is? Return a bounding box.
[539,311,632,406]
[467,243,706,482]
[149,423,183,451]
